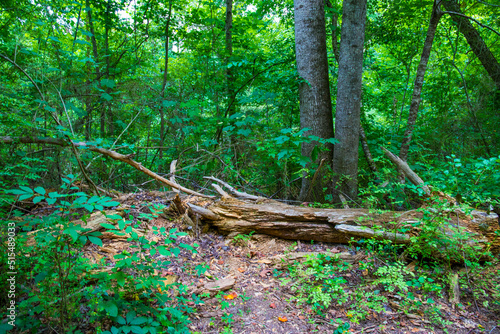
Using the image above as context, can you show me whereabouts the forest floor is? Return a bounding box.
[24,191,500,334]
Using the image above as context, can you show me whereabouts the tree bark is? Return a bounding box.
[159,0,173,172]
[332,0,367,200]
[382,146,431,195]
[294,0,334,202]
[360,124,377,173]
[443,0,500,89]
[225,0,234,116]
[187,195,500,256]
[86,0,104,138]
[399,1,443,163]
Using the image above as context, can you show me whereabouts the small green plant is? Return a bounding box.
[0,178,202,333]
[332,318,351,334]
[232,231,255,246]
[373,262,413,293]
[280,253,351,313]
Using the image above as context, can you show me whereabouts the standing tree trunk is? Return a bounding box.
[86,0,106,139]
[86,0,101,139]
[294,0,334,203]
[326,0,376,175]
[332,0,367,201]
[443,0,500,89]
[399,1,443,164]
[104,0,112,137]
[359,123,377,173]
[225,0,234,117]
[159,0,173,173]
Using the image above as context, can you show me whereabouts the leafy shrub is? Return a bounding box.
[0,177,203,333]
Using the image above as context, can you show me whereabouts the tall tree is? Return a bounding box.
[332,0,367,200]
[159,0,173,171]
[442,0,500,89]
[294,0,334,202]
[399,1,443,163]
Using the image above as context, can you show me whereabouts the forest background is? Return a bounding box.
[0,0,499,207]
[1,0,500,333]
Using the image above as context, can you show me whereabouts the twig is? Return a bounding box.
[0,54,45,99]
[442,11,500,37]
[478,0,500,6]
[0,54,100,195]
[111,107,143,148]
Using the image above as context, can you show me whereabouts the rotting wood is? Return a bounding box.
[193,196,500,255]
[170,159,180,193]
[204,176,263,201]
[335,224,410,244]
[187,203,221,221]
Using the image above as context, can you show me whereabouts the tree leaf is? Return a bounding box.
[88,236,103,246]
[101,223,117,230]
[19,186,33,193]
[103,301,118,317]
[33,196,45,204]
[34,187,46,195]
[19,194,33,201]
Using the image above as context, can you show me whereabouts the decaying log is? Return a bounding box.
[192,196,499,255]
[335,224,410,244]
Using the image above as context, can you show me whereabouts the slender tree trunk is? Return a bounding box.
[225,0,234,116]
[332,0,367,201]
[399,1,443,163]
[86,0,104,138]
[104,0,112,137]
[327,0,376,175]
[325,0,340,62]
[159,0,173,172]
[294,0,334,202]
[443,0,500,89]
[359,122,377,173]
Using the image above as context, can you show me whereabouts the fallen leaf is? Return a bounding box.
[187,301,195,306]
[259,269,272,277]
[237,268,245,273]
[298,315,305,320]
[270,303,276,308]
[224,291,238,300]
[278,316,288,322]
[257,259,272,264]
[218,260,224,265]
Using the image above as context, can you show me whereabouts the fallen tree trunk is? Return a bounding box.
[187,188,500,255]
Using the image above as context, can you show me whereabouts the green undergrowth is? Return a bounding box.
[0,176,206,333]
[278,250,499,332]
[277,199,500,332]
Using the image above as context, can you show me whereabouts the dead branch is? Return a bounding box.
[381,146,431,195]
[0,136,214,199]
